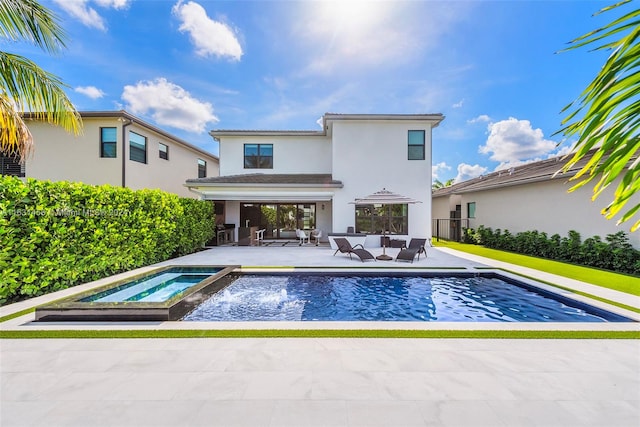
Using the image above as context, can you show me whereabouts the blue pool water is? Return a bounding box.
[182,274,632,322]
[82,267,222,303]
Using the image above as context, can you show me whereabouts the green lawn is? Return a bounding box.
[434,240,640,296]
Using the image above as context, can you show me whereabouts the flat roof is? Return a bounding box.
[210,113,445,139]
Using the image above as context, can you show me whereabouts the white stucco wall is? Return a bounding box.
[124,124,219,197]
[26,118,121,186]
[432,194,460,220]
[218,134,331,176]
[459,178,640,248]
[25,117,218,198]
[330,120,433,238]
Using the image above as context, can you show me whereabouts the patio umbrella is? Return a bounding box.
[350,188,422,260]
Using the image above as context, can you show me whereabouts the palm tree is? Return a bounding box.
[557,0,639,231]
[432,178,455,191]
[0,0,81,162]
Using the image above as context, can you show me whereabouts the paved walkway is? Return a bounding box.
[2,245,639,426]
[2,338,638,426]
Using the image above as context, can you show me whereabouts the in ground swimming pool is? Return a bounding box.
[35,266,238,321]
[182,273,634,322]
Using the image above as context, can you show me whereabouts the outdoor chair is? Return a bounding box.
[332,237,375,262]
[395,238,428,263]
[311,229,323,246]
[296,229,309,245]
[255,228,266,246]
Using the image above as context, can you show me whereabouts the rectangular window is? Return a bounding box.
[159,143,169,160]
[467,202,476,219]
[100,127,117,158]
[408,130,425,160]
[198,158,207,178]
[0,152,25,177]
[244,144,273,169]
[355,204,408,234]
[129,131,147,164]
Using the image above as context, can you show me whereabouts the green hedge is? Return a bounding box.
[0,177,214,304]
[462,225,640,275]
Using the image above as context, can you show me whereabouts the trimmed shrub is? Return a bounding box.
[173,198,215,257]
[0,177,215,304]
[462,225,640,276]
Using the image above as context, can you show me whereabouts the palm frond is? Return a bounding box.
[0,0,67,53]
[0,51,81,161]
[557,1,640,231]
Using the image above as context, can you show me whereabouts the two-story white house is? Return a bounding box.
[1,111,219,198]
[185,113,444,245]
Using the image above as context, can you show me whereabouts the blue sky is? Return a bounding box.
[17,0,631,182]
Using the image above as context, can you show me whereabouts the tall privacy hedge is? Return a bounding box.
[462,225,640,275]
[0,177,214,304]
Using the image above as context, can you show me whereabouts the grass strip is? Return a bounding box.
[434,241,640,295]
[1,329,638,339]
[0,308,35,323]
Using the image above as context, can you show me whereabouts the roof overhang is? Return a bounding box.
[189,189,335,202]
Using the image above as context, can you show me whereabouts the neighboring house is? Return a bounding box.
[432,151,640,248]
[0,111,219,198]
[186,113,444,245]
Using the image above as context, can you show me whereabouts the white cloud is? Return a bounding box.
[467,114,491,124]
[75,86,105,99]
[452,99,464,109]
[432,162,451,179]
[455,163,487,183]
[95,0,129,7]
[479,117,557,170]
[121,78,219,133]
[173,1,243,61]
[53,0,129,31]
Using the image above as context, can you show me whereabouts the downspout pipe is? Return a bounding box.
[120,117,133,188]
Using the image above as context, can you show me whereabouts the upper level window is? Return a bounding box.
[408,130,425,160]
[198,159,207,178]
[129,131,147,164]
[100,127,117,158]
[0,152,25,177]
[159,143,169,160]
[244,144,273,169]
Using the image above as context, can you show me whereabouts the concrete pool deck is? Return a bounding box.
[2,245,639,426]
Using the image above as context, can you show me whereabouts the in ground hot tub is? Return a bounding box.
[35,265,238,321]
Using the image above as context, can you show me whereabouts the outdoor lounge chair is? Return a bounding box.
[332,237,375,262]
[395,238,427,263]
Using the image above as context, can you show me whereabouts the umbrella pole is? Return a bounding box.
[376,206,392,261]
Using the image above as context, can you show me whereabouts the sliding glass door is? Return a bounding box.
[241,203,316,239]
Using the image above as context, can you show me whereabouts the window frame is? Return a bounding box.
[159,143,169,160]
[100,127,117,158]
[408,130,425,160]
[129,131,147,164]
[467,202,476,219]
[355,204,408,235]
[244,144,273,169]
[198,158,207,178]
